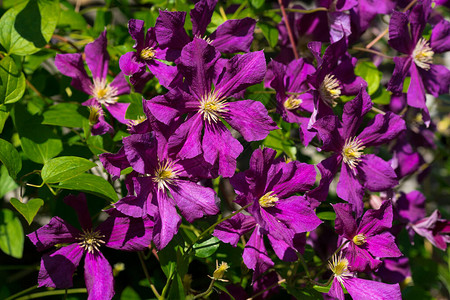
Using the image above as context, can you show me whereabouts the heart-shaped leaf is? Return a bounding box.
[0,208,24,258]
[10,198,44,225]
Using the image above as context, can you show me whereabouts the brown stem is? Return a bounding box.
[278,0,299,60]
[52,34,81,52]
[352,46,393,59]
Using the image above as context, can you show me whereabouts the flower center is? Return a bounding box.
[284,95,303,110]
[127,115,147,128]
[259,191,279,208]
[412,38,434,70]
[88,105,102,125]
[212,261,229,281]
[91,79,118,105]
[319,74,341,107]
[198,91,228,124]
[195,34,213,44]
[342,137,365,170]
[77,229,105,254]
[140,47,156,60]
[153,160,179,190]
[328,253,352,283]
[352,233,367,245]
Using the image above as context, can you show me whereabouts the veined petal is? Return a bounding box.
[84,251,115,300]
[169,180,219,222]
[28,217,80,251]
[202,122,243,177]
[243,227,274,281]
[387,56,412,93]
[357,155,398,192]
[306,154,341,205]
[128,19,145,50]
[99,147,129,180]
[85,31,109,81]
[119,51,145,76]
[270,161,316,198]
[332,203,358,238]
[336,164,365,216]
[267,234,298,262]
[342,88,372,140]
[358,112,406,147]
[358,201,393,236]
[345,243,382,272]
[147,60,179,89]
[110,72,131,96]
[38,244,84,288]
[344,277,401,300]
[312,115,343,152]
[420,63,450,97]
[328,278,345,300]
[430,19,450,53]
[388,11,413,54]
[169,114,204,159]
[64,193,92,230]
[366,232,402,258]
[105,102,130,124]
[54,53,92,95]
[406,63,426,109]
[210,18,256,53]
[155,10,190,50]
[224,100,277,142]
[152,191,181,250]
[123,132,159,174]
[190,0,217,37]
[213,213,256,247]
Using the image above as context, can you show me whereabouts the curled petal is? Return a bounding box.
[28,217,80,251]
[84,251,115,300]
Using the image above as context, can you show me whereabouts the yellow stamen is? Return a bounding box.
[127,115,147,129]
[352,233,367,245]
[91,78,118,105]
[88,105,102,125]
[153,160,179,190]
[198,91,228,123]
[259,191,279,208]
[319,74,341,107]
[412,38,434,70]
[328,253,352,283]
[284,95,303,110]
[76,229,105,254]
[342,137,365,171]
[140,47,156,60]
[212,261,229,281]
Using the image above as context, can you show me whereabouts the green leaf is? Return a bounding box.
[0,208,24,259]
[120,286,141,300]
[41,156,97,184]
[12,104,63,164]
[0,106,10,134]
[371,86,391,105]
[0,56,26,104]
[354,61,382,95]
[122,93,145,120]
[258,22,279,48]
[0,0,60,56]
[56,173,118,202]
[193,236,220,258]
[0,138,22,179]
[402,77,411,93]
[316,211,336,221]
[58,2,87,30]
[0,165,18,198]
[167,273,185,300]
[10,197,44,225]
[42,103,87,128]
[313,282,332,293]
[251,0,265,9]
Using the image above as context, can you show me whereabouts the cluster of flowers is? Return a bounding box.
[27,0,449,299]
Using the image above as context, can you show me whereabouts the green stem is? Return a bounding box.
[5,286,38,300]
[160,272,175,300]
[297,252,311,278]
[15,288,86,300]
[192,279,216,299]
[269,7,328,14]
[351,46,393,59]
[231,1,248,19]
[185,203,253,254]
[248,279,286,299]
[138,252,161,299]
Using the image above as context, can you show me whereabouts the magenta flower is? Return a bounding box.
[214,147,321,279]
[147,38,277,177]
[55,31,131,130]
[307,88,405,215]
[326,253,401,300]
[387,1,450,124]
[27,194,154,299]
[411,210,450,250]
[333,201,402,272]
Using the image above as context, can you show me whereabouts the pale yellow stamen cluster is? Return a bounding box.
[127,115,147,128]
[194,34,213,44]
[342,137,365,171]
[140,47,156,60]
[319,74,341,107]
[284,95,303,110]
[211,261,230,282]
[412,38,434,70]
[88,105,102,125]
[259,191,279,208]
[77,229,105,254]
[91,78,118,105]
[352,233,367,245]
[153,160,179,190]
[198,91,228,123]
[328,253,352,283]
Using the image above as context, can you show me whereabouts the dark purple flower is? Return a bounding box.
[374,257,411,284]
[27,194,154,299]
[333,201,402,272]
[55,31,131,130]
[155,1,256,61]
[214,147,321,279]
[387,1,450,124]
[327,253,401,300]
[119,19,178,90]
[147,38,277,177]
[267,59,316,146]
[411,210,450,250]
[308,88,405,215]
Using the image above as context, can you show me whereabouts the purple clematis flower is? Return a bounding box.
[307,88,405,215]
[119,19,178,91]
[100,126,219,249]
[155,0,256,61]
[214,147,321,279]
[387,0,450,124]
[374,257,411,284]
[326,252,401,300]
[55,31,131,131]
[266,59,316,146]
[147,38,277,177]
[411,210,450,250]
[333,201,402,272]
[27,194,154,300]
